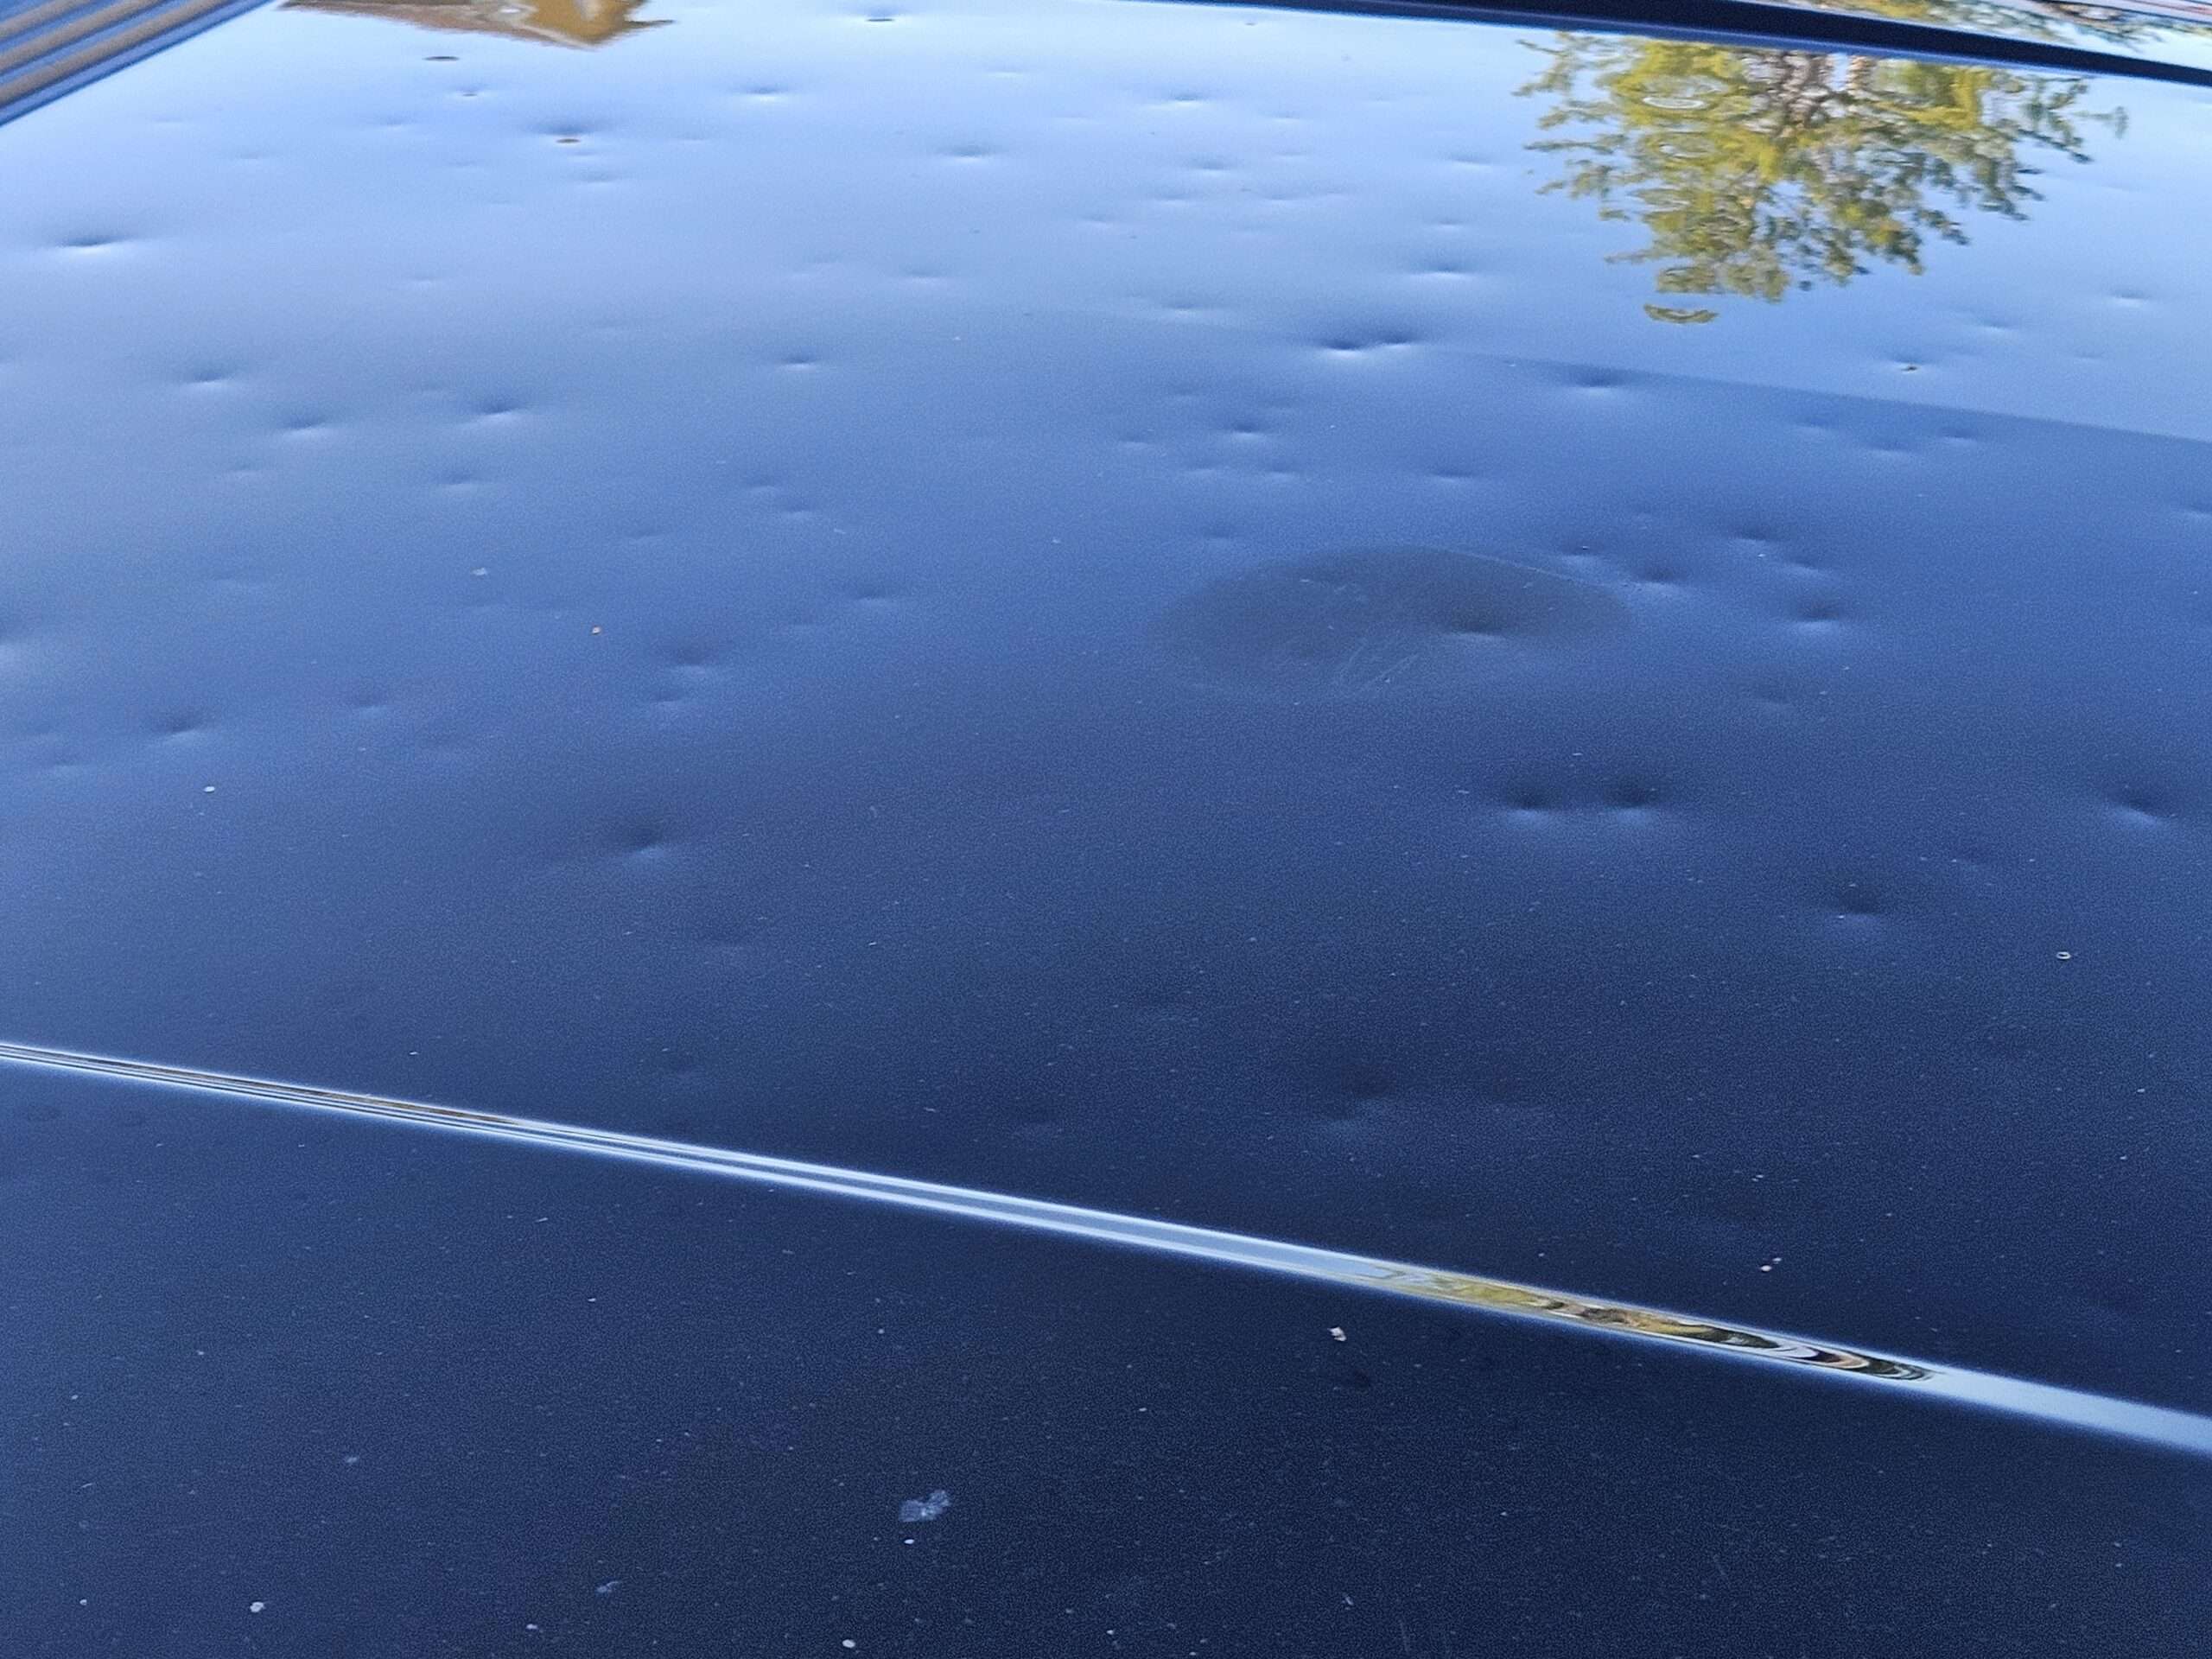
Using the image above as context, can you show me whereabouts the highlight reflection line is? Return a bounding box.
[7,1037,2209,1459]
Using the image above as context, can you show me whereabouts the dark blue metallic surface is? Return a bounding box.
[3,0,2210,1650]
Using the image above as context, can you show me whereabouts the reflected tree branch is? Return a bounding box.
[1521,29,2125,318]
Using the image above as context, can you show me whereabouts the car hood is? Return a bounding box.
[4,1,2209,1654]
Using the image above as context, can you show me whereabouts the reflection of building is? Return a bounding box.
[0,0,265,127]
[0,0,659,130]
[282,0,667,48]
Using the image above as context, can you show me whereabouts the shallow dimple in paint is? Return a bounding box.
[1153,546,1629,697]
[1792,596,1847,628]
[2111,798,2172,830]
[1317,330,1419,358]
[1831,880,1886,918]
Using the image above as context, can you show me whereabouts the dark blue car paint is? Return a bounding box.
[3,0,2210,1650]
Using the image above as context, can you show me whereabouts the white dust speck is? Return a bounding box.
[248,1601,266,1614]
[1328,1326,1346,1342]
[898,1489,951,1524]
[594,1579,620,1597]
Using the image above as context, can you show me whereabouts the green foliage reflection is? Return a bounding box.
[1521,35,2126,320]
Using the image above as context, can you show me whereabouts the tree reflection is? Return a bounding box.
[1521,35,2125,321]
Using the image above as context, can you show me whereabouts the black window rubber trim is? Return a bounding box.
[1168,0,2212,88]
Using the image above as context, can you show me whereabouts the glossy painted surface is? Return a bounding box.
[4,1,2211,1652]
